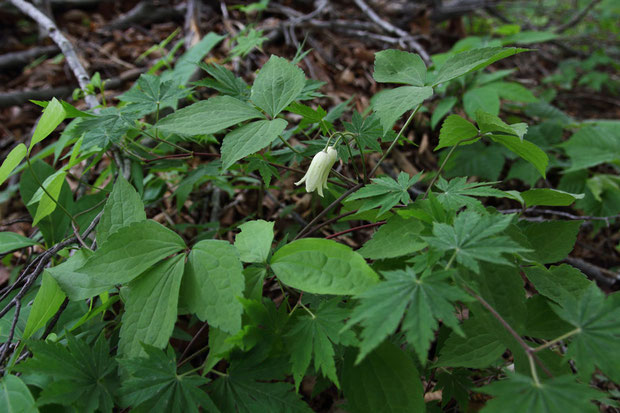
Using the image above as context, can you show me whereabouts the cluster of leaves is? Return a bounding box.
[1,25,619,413]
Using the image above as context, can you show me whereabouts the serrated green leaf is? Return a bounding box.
[74,107,138,149]
[22,272,65,340]
[0,374,38,413]
[16,333,117,413]
[346,172,421,216]
[118,255,185,357]
[341,341,425,412]
[489,134,547,178]
[431,96,458,130]
[196,62,250,99]
[520,221,582,264]
[0,143,27,186]
[234,220,274,263]
[221,118,287,169]
[250,55,306,117]
[373,49,426,86]
[155,96,263,136]
[181,240,245,334]
[271,238,379,295]
[285,299,355,390]
[432,47,526,86]
[51,220,185,300]
[344,267,470,364]
[372,86,433,134]
[357,215,426,260]
[521,188,584,207]
[479,373,602,413]
[434,176,510,210]
[425,210,529,273]
[561,126,620,172]
[344,111,383,151]
[30,97,66,151]
[210,349,312,413]
[464,86,500,119]
[96,175,146,246]
[118,73,188,116]
[435,316,505,368]
[119,345,217,413]
[435,115,480,150]
[27,170,67,226]
[0,231,38,254]
[476,110,527,139]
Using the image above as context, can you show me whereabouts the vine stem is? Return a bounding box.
[325,221,385,239]
[462,285,553,385]
[532,328,581,353]
[368,105,420,179]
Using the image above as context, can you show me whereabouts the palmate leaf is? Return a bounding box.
[551,285,620,382]
[16,333,117,413]
[434,176,510,211]
[209,348,313,413]
[343,267,471,364]
[119,345,218,413]
[344,111,383,151]
[285,299,358,390]
[118,73,188,115]
[479,373,603,413]
[346,171,421,215]
[424,210,530,272]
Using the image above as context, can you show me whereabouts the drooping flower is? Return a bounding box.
[295,146,338,197]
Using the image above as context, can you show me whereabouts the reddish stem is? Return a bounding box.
[325,221,385,239]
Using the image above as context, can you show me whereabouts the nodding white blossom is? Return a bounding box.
[295,146,338,197]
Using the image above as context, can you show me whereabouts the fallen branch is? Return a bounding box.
[0,45,59,70]
[8,0,100,109]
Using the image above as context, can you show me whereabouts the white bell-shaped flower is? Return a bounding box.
[295,146,338,197]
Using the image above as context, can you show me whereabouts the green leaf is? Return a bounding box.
[344,111,383,152]
[432,47,526,86]
[250,55,306,117]
[118,255,185,357]
[434,176,510,210]
[435,316,505,368]
[476,110,527,139]
[479,373,602,413]
[524,264,592,310]
[210,349,312,413]
[0,231,38,254]
[181,240,245,334]
[270,238,379,295]
[521,188,584,207]
[118,73,188,116]
[16,333,117,413]
[0,143,27,186]
[234,220,274,263]
[165,31,225,85]
[372,86,433,134]
[435,115,480,150]
[119,345,217,413]
[495,81,537,102]
[221,118,288,169]
[285,299,356,390]
[196,62,249,99]
[29,97,66,151]
[155,96,263,136]
[97,175,146,246]
[346,172,422,216]
[0,374,38,413]
[373,49,426,86]
[28,170,67,226]
[74,107,138,149]
[341,341,425,413]
[22,272,66,340]
[431,96,458,129]
[231,28,267,58]
[489,134,547,178]
[520,221,582,264]
[357,215,426,260]
[344,267,470,364]
[52,220,185,300]
[425,210,529,273]
[551,285,620,382]
[463,86,500,119]
[561,126,620,172]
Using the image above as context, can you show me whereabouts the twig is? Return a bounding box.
[325,221,385,239]
[352,0,430,64]
[500,208,618,224]
[0,300,21,365]
[294,183,364,240]
[9,0,100,109]
[554,0,602,34]
[564,257,619,286]
[105,0,184,30]
[41,297,69,340]
[178,322,209,365]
